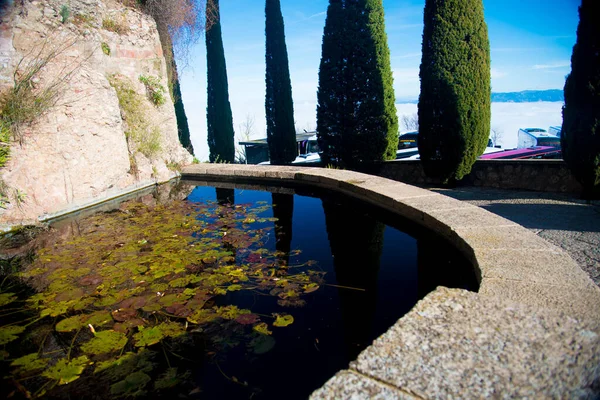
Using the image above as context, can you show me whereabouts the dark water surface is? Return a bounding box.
[0,182,477,399]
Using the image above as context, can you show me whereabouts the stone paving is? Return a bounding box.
[430,187,600,287]
[181,164,600,399]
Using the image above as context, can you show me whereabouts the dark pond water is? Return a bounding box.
[0,181,478,400]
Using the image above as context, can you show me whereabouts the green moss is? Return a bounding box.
[108,75,162,159]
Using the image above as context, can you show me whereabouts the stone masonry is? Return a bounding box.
[0,0,192,228]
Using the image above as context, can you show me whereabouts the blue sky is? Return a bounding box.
[178,0,580,160]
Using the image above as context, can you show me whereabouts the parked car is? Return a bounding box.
[517,128,561,149]
[398,131,418,149]
[548,126,562,137]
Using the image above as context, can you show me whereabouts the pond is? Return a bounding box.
[0,181,478,399]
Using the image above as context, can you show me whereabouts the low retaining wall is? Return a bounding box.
[379,159,583,193]
[182,164,600,399]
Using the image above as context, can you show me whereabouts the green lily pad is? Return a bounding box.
[110,371,151,397]
[154,367,190,390]
[11,353,48,373]
[251,335,276,354]
[253,322,272,336]
[133,322,185,347]
[0,292,17,307]
[0,325,25,345]
[42,356,89,385]
[56,315,85,332]
[273,314,294,328]
[80,330,128,355]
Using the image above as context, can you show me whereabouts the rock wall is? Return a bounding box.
[0,0,192,228]
[379,159,583,193]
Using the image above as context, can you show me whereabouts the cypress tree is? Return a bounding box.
[265,0,297,165]
[562,0,600,199]
[317,0,398,170]
[206,0,235,163]
[418,0,491,182]
[173,63,194,155]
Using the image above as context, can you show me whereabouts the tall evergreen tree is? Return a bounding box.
[172,63,194,155]
[317,0,398,170]
[418,0,491,182]
[562,0,600,199]
[206,0,235,163]
[265,0,297,165]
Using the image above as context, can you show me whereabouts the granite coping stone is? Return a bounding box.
[181,164,600,398]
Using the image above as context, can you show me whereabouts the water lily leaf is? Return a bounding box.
[11,353,48,373]
[0,325,25,345]
[187,309,217,325]
[216,305,250,320]
[81,330,128,355]
[56,315,85,332]
[273,314,294,327]
[42,356,89,385]
[133,322,185,347]
[85,311,113,327]
[227,284,242,292]
[303,283,320,294]
[235,313,259,325]
[0,292,17,307]
[110,371,151,397]
[40,300,74,317]
[154,367,190,390]
[251,335,276,354]
[253,322,272,336]
[112,308,137,322]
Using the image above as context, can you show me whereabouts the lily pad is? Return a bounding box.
[0,325,25,345]
[42,356,90,385]
[154,367,190,390]
[11,353,49,373]
[273,314,294,327]
[133,322,185,347]
[110,371,151,397]
[56,315,85,332]
[0,292,17,307]
[251,335,276,355]
[80,330,128,355]
[253,322,272,336]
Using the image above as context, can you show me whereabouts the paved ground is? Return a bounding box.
[429,186,600,287]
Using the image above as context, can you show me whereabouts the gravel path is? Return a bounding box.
[429,187,600,287]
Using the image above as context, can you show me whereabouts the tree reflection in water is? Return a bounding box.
[322,198,385,361]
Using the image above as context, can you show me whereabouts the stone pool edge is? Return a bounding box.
[182,164,600,399]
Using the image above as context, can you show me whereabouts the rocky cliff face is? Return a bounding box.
[0,0,193,228]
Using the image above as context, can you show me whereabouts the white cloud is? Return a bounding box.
[532,61,570,70]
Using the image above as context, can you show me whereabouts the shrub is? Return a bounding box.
[101,42,110,56]
[561,0,600,199]
[316,0,398,169]
[418,0,491,182]
[138,75,166,106]
[0,123,11,169]
[59,5,70,24]
[73,13,94,27]
[0,37,79,143]
[102,15,129,34]
[108,75,162,159]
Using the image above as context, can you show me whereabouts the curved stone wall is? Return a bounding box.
[182,164,600,399]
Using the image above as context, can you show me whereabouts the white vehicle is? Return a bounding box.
[548,126,562,137]
[517,128,561,149]
[258,135,321,165]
